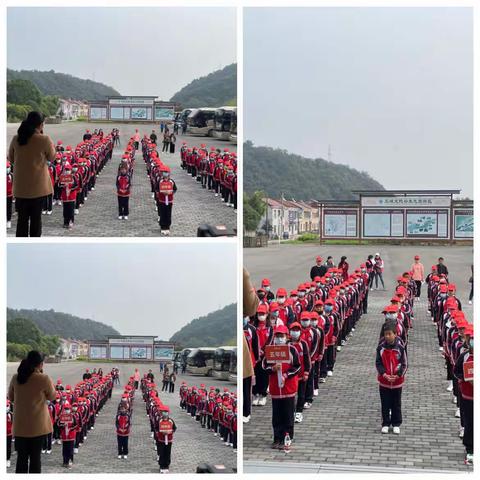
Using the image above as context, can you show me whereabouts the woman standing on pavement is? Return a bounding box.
[162,131,170,153]
[8,111,56,237]
[169,132,176,154]
[411,255,425,298]
[373,253,385,290]
[8,350,56,473]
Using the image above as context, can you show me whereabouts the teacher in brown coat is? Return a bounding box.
[8,350,56,473]
[8,111,56,237]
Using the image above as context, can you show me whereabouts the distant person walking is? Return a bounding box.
[160,122,164,133]
[150,130,157,144]
[169,133,176,154]
[411,255,425,298]
[169,372,176,393]
[162,132,170,153]
[133,129,140,150]
[8,351,56,473]
[133,368,140,389]
[373,253,385,290]
[338,256,349,281]
[310,256,327,280]
[162,370,169,392]
[436,257,449,277]
[8,111,56,237]
[366,254,375,289]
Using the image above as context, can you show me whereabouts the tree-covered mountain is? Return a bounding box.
[6,308,119,341]
[7,69,120,100]
[169,304,236,348]
[244,141,384,201]
[170,64,236,108]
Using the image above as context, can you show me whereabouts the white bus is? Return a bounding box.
[186,108,216,136]
[212,346,236,380]
[212,107,237,141]
[186,347,216,376]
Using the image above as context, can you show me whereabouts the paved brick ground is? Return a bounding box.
[7,361,237,473]
[243,245,473,472]
[7,122,237,237]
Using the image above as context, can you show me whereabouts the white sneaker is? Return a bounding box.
[215,193,218,197]
[74,448,78,453]
[381,426,389,434]
[58,201,62,206]
[46,450,52,454]
[465,454,473,465]
[42,450,46,454]
[252,395,259,406]
[447,381,453,392]
[455,408,460,418]
[7,221,11,228]
[439,347,443,352]
[468,300,472,305]
[42,210,47,215]
[303,402,311,409]
[351,328,355,332]
[124,216,128,220]
[243,415,250,423]
[164,230,170,236]
[341,340,346,346]
[123,455,127,460]
[7,460,10,468]
[119,216,123,220]
[327,371,333,377]
[151,432,154,438]
[74,209,79,214]
[258,396,267,406]
[453,396,457,405]
[319,377,326,383]
[392,426,400,434]
[47,210,52,215]
[295,412,303,423]
[459,427,464,438]
[313,389,319,396]
[337,346,342,352]
[118,455,122,459]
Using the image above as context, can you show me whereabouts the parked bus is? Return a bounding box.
[212,346,236,380]
[174,109,192,132]
[228,347,237,383]
[212,107,237,141]
[174,348,192,371]
[229,109,237,144]
[186,347,216,376]
[186,108,216,136]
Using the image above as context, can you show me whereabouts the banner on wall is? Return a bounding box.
[363,213,391,237]
[407,212,437,235]
[89,345,107,359]
[454,211,474,238]
[155,108,175,121]
[154,346,175,361]
[324,211,357,237]
[130,347,147,359]
[90,107,107,120]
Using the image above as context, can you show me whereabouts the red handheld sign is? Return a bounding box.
[463,361,474,382]
[264,345,290,364]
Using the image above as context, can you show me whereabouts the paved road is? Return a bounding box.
[243,244,473,472]
[7,122,237,237]
[7,361,237,473]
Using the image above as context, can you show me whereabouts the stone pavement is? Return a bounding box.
[6,122,237,237]
[243,245,473,472]
[7,362,237,473]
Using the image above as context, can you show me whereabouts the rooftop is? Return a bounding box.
[351,190,461,196]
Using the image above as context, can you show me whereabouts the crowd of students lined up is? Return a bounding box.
[243,253,474,466]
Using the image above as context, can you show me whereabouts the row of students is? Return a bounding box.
[142,137,178,236]
[426,272,474,466]
[179,383,237,449]
[141,376,177,473]
[244,259,371,450]
[180,143,237,210]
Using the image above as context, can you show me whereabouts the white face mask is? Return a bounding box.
[311,320,318,328]
[316,282,321,288]
[274,336,287,345]
[277,297,286,304]
[298,291,305,298]
[265,286,270,292]
[290,331,301,340]
[324,305,333,313]
[310,287,315,293]
[301,320,310,328]
[257,315,267,322]
[291,296,298,302]
[385,313,396,321]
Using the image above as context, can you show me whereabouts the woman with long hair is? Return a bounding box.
[7,111,56,236]
[8,350,56,473]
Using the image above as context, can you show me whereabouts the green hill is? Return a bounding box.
[169,304,236,348]
[7,69,120,100]
[7,308,119,341]
[244,141,384,201]
[170,64,236,108]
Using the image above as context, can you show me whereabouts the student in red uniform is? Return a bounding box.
[116,163,131,220]
[156,405,177,473]
[7,161,13,229]
[454,324,474,465]
[252,304,271,406]
[262,325,301,449]
[59,163,79,229]
[7,400,13,468]
[375,321,408,435]
[116,405,131,459]
[157,165,177,236]
[58,401,77,468]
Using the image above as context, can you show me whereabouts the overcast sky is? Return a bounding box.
[7,243,237,339]
[245,8,473,198]
[7,7,236,99]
